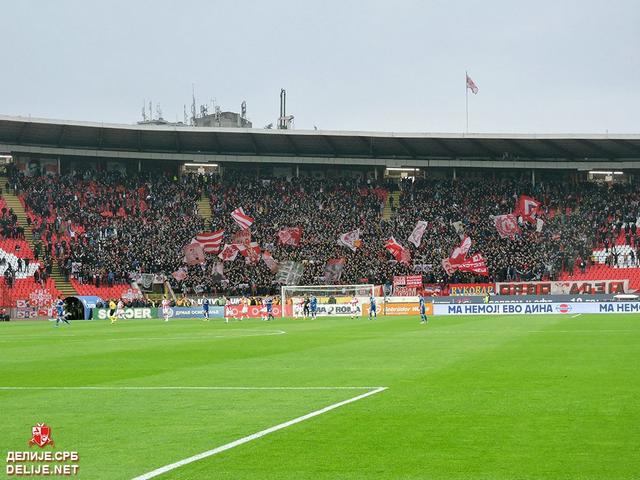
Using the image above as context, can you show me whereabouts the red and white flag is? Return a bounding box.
[237,241,261,264]
[183,241,205,265]
[278,227,302,246]
[337,229,360,252]
[449,235,472,264]
[231,229,251,247]
[218,244,239,262]
[493,214,521,239]
[262,251,279,273]
[231,207,254,230]
[456,253,489,276]
[466,73,479,94]
[195,230,224,254]
[408,221,428,248]
[441,258,456,275]
[385,237,410,264]
[171,267,188,281]
[514,195,541,224]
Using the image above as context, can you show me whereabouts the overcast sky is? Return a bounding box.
[3,0,639,133]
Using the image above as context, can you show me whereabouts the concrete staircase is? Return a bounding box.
[0,175,76,296]
[383,191,402,221]
[197,194,213,227]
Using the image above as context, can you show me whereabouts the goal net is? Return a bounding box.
[280,284,375,318]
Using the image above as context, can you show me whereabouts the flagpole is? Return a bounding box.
[465,70,469,133]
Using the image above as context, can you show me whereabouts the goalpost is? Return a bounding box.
[280,284,375,318]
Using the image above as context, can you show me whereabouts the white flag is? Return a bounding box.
[337,229,360,252]
[408,221,428,248]
[536,218,544,232]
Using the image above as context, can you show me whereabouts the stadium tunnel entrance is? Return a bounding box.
[64,296,103,320]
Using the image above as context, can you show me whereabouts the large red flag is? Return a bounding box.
[449,235,472,264]
[455,253,489,276]
[385,237,410,265]
[493,214,521,239]
[514,195,541,224]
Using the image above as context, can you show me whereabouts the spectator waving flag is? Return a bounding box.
[278,227,302,246]
[408,221,428,247]
[385,237,410,265]
[218,244,239,262]
[493,214,521,239]
[231,207,254,230]
[237,242,261,264]
[183,241,205,265]
[455,253,489,276]
[466,74,479,94]
[449,235,472,264]
[262,251,279,273]
[195,230,224,254]
[514,195,542,224]
[337,229,360,252]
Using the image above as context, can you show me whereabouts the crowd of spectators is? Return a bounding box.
[7,164,640,296]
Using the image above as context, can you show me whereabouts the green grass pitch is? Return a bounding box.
[1,313,639,479]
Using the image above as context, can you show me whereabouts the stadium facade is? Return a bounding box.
[1,115,639,181]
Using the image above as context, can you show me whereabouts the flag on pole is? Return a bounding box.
[408,221,428,248]
[231,207,254,230]
[466,74,479,94]
[514,195,542,224]
[337,229,360,252]
[195,230,224,254]
[218,244,239,262]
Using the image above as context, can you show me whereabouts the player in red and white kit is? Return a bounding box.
[116,299,125,320]
[162,296,171,322]
[239,296,249,321]
[350,296,360,319]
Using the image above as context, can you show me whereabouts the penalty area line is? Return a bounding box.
[130,386,388,480]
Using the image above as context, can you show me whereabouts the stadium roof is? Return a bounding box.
[1,114,640,168]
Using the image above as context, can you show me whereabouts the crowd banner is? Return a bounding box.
[495,280,629,296]
[448,283,495,296]
[432,301,640,316]
[432,294,624,304]
[393,275,422,296]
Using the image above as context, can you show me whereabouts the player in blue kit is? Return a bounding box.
[54,298,70,326]
[202,297,210,321]
[310,295,318,319]
[419,295,428,324]
[369,296,377,320]
[265,296,275,321]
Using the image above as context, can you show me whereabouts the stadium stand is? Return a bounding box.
[2,162,639,302]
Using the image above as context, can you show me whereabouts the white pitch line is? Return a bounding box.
[130,386,387,480]
[571,314,582,318]
[0,386,384,391]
